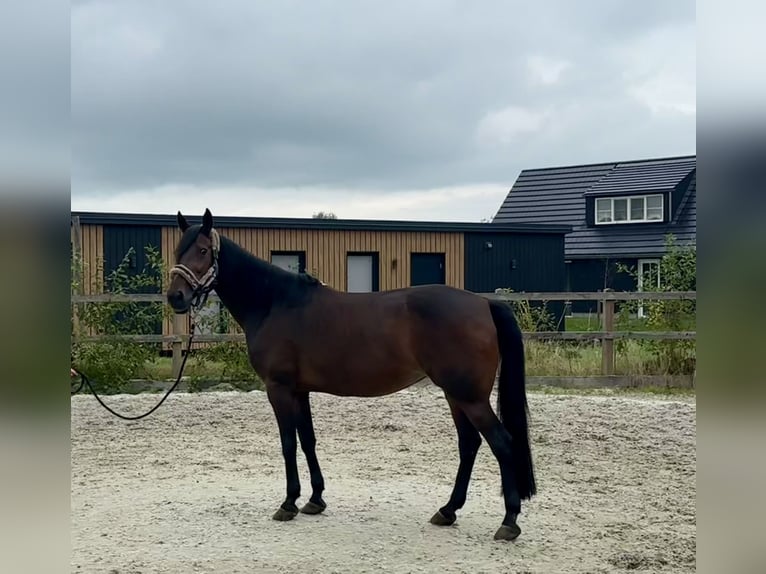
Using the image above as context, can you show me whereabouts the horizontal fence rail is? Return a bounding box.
[71,290,696,377]
[71,291,697,303]
[74,331,697,344]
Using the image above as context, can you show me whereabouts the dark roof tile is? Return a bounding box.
[493,155,696,258]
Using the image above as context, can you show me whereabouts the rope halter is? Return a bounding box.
[169,228,221,310]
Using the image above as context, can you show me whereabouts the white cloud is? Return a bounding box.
[627,75,696,116]
[475,106,550,146]
[615,22,696,117]
[72,2,164,66]
[526,55,571,86]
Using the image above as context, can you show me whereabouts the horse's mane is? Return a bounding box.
[217,233,321,308]
[175,225,322,313]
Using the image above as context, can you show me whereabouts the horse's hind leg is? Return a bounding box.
[296,392,327,515]
[456,399,523,541]
[430,396,482,527]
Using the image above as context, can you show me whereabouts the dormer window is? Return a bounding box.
[595,194,663,225]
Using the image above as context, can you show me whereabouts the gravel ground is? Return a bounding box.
[71,385,696,573]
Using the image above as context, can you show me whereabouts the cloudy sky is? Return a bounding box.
[70,0,696,221]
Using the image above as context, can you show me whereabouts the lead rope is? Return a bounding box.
[71,314,197,421]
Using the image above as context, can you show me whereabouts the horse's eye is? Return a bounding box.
[200,248,208,255]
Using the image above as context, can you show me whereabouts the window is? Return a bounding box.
[594,194,664,225]
[596,198,612,223]
[270,251,306,274]
[613,198,628,222]
[630,197,645,220]
[646,195,663,220]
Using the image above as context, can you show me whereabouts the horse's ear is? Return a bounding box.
[201,208,213,235]
[177,211,190,232]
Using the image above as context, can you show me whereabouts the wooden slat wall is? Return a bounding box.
[161,226,464,291]
[78,224,104,295]
[160,226,465,341]
[71,224,103,338]
[77,224,465,345]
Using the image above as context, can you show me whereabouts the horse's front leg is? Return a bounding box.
[266,382,301,521]
[296,392,327,515]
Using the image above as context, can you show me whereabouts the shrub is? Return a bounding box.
[192,339,263,390]
[616,234,696,375]
[493,289,557,332]
[71,245,170,393]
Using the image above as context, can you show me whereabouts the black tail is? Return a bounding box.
[489,299,537,500]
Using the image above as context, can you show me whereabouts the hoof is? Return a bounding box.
[494,523,521,541]
[429,509,456,527]
[272,505,299,522]
[300,500,326,515]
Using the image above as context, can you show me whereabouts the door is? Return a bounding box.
[410,253,445,286]
[347,253,379,292]
[102,224,163,335]
[637,258,660,318]
[271,251,305,274]
[103,225,162,294]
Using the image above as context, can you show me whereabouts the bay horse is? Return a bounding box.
[167,209,536,541]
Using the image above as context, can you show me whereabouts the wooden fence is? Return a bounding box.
[71,290,696,379]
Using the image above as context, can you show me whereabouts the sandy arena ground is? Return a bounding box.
[71,385,696,573]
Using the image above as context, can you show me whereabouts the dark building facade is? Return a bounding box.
[493,155,696,313]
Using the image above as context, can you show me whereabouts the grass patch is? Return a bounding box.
[524,339,672,376]
[135,339,692,384]
[528,385,696,398]
[565,314,695,332]
[143,342,265,392]
[565,315,603,332]
[144,357,228,381]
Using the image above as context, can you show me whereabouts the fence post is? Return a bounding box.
[171,313,186,379]
[601,291,615,375]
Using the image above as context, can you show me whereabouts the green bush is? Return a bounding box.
[192,339,263,390]
[71,245,169,393]
[616,234,696,375]
[72,340,155,393]
[493,289,557,332]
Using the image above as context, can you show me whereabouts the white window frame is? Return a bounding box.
[595,194,664,225]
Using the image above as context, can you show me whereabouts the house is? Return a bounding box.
[492,155,696,313]
[71,211,572,342]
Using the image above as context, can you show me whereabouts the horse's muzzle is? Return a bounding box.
[167,289,190,313]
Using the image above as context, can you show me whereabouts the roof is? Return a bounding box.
[493,155,696,258]
[71,211,571,235]
[584,156,696,196]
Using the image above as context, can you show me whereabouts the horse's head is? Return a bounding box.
[166,208,220,313]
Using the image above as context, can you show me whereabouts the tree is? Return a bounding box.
[312,211,338,219]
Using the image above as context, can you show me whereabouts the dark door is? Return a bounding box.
[103,225,163,294]
[103,224,163,335]
[410,253,445,286]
